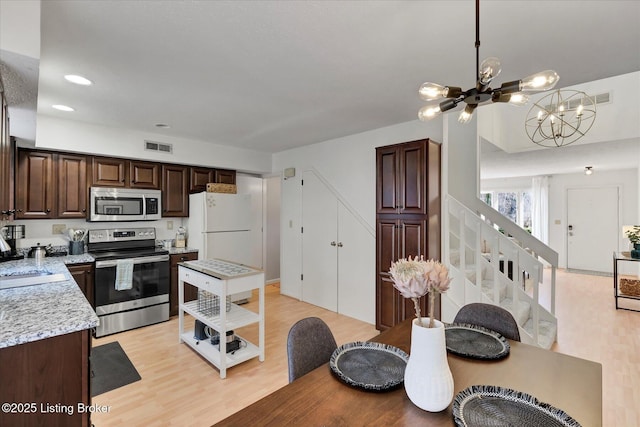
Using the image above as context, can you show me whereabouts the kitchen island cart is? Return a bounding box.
[178,259,264,378]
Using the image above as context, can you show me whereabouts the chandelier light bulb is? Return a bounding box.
[576,104,584,117]
[419,82,448,101]
[479,57,502,85]
[458,110,473,124]
[508,93,529,106]
[520,70,560,92]
[418,104,442,121]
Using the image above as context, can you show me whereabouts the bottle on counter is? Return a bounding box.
[176,226,186,248]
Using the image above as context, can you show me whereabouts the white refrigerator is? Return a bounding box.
[187,191,255,301]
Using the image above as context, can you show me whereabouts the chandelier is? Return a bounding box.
[417,0,559,124]
[524,89,597,147]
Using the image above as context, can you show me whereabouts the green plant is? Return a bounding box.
[626,226,640,244]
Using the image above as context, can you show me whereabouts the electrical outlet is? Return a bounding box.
[167,221,173,230]
[52,224,66,234]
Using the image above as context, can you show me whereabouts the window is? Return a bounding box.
[482,190,532,233]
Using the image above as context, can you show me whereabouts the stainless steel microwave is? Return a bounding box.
[89,187,162,222]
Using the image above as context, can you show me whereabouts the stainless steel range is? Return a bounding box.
[88,227,170,337]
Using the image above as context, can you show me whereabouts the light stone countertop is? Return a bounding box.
[0,257,99,349]
[167,247,199,256]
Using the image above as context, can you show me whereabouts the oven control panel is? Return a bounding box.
[88,227,157,243]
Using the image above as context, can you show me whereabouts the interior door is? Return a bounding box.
[567,187,619,273]
[337,201,375,324]
[302,171,338,311]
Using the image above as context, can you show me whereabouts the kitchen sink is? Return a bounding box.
[0,271,67,290]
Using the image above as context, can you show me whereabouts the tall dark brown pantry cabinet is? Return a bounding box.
[375,139,441,331]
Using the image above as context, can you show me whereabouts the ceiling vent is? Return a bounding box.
[144,140,173,154]
[544,92,611,111]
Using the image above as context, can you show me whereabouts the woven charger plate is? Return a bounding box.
[445,323,510,360]
[329,342,408,391]
[453,385,582,427]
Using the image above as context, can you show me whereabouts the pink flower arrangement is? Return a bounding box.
[389,256,451,328]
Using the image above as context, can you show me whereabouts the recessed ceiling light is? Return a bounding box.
[52,104,75,112]
[64,74,92,86]
[155,123,171,128]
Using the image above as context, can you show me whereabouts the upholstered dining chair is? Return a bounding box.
[453,303,521,341]
[287,317,338,383]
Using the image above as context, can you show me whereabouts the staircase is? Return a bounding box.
[442,195,559,349]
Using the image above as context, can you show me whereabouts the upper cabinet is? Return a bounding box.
[129,160,160,189]
[189,167,215,193]
[214,168,236,185]
[16,150,87,220]
[91,156,127,187]
[90,157,160,189]
[14,148,236,219]
[15,150,56,219]
[57,153,87,218]
[0,90,14,220]
[189,167,237,193]
[376,140,429,216]
[162,164,189,217]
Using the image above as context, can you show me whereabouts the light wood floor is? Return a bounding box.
[91,272,640,427]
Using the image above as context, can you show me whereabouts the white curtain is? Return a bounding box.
[531,176,549,244]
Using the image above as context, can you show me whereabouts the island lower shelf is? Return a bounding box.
[181,300,260,332]
[180,330,261,368]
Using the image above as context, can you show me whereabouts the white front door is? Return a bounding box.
[567,187,619,273]
[302,171,338,311]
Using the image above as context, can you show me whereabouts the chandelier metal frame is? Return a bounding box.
[417,0,559,123]
[524,89,597,147]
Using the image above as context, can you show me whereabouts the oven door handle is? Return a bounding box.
[95,254,170,269]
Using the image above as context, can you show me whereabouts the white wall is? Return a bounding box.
[10,217,185,251]
[264,175,281,283]
[35,115,272,174]
[480,72,640,154]
[445,113,479,205]
[483,168,639,269]
[0,0,40,58]
[272,118,446,305]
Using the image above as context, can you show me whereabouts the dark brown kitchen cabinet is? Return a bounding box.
[16,150,87,219]
[375,139,441,331]
[91,157,161,189]
[15,150,56,219]
[68,263,95,308]
[170,251,199,316]
[0,89,15,221]
[162,164,189,217]
[129,160,160,189]
[58,153,88,218]
[0,329,92,427]
[190,167,237,193]
[376,140,429,215]
[91,156,127,187]
[189,167,215,193]
[214,168,236,185]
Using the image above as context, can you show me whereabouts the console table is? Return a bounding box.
[178,259,265,378]
[613,251,640,312]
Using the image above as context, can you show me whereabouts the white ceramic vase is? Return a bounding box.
[403,317,454,412]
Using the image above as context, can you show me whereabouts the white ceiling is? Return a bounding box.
[1,1,639,176]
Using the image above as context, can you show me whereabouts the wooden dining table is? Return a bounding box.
[214,319,602,426]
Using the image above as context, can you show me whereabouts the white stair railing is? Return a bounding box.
[442,195,559,349]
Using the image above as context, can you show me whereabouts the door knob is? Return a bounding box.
[330,241,337,246]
